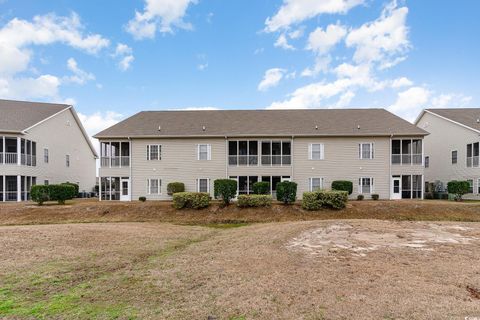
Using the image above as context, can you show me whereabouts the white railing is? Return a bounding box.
[392,154,422,165]
[228,155,258,166]
[2,152,18,164]
[467,156,480,168]
[100,156,130,168]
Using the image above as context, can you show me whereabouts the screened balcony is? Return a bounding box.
[100,141,130,168]
[391,139,423,165]
[0,137,36,166]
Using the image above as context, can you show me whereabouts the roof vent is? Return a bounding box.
[357,125,361,130]
[158,125,161,131]
[315,125,318,130]
[477,119,480,124]
[202,125,206,131]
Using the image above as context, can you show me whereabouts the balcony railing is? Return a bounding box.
[1,152,18,164]
[100,156,130,168]
[20,154,36,166]
[467,156,479,168]
[392,154,422,165]
[229,155,291,166]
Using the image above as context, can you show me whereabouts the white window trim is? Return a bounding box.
[66,154,70,167]
[309,177,324,192]
[451,150,458,164]
[147,178,161,195]
[44,148,49,163]
[477,178,480,194]
[146,144,162,161]
[359,142,374,159]
[359,177,374,194]
[197,144,211,161]
[196,178,210,193]
[308,143,324,160]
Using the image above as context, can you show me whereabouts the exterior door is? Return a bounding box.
[120,178,130,201]
[391,177,401,200]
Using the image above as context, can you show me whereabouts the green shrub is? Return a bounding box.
[139,196,146,202]
[61,182,79,198]
[276,181,297,204]
[302,190,348,210]
[237,194,272,207]
[31,185,49,205]
[214,179,237,206]
[167,182,185,195]
[331,180,353,195]
[371,194,379,200]
[447,180,470,201]
[357,194,364,201]
[48,184,75,205]
[173,192,210,209]
[252,181,270,195]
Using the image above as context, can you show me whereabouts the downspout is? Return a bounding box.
[129,137,132,201]
[225,136,228,179]
[389,134,393,200]
[291,135,294,181]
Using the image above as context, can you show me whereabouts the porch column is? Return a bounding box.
[17,137,21,166]
[2,175,5,202]
[2,136,4,164]
[99,176,102,202]
[17,175,21,202]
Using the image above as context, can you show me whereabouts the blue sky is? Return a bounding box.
[0,0,479,136]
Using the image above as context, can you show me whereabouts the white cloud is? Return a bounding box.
[289,27,304,39]
[113,43,134,71]
[306,24,347,55]
[274,33,295,50]
[78,111,124,141]
[197,63,208,71]
[388,86,431,121]
[126,0,198,39]
[346,1,409,68]
[301,55,332,77]
[431,93,472,108]
[64,58,95,85]
[0,74,61,100]
[391,76,413,88]
[334,90,355,108]
[258,68,287,91]
[169,107,220,111]
[265,0,364,32]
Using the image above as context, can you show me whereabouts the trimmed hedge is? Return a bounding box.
[214,179,237,206]
[167,182,185,195]
[371,194,379,201]
[276,181,297,204]
[173,192,210,209]
[357,194,364,201]
[302,190,348,210]
[252,181,270,195]
[139,196,146,202]
[31,184,76,205]
[237,194,272,207]
[61,182,79,197]
[331,180,353,195]
[447,180,470,201]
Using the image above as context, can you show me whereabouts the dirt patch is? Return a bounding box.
[287,221,478,257]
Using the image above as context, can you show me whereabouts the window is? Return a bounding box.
[467,179,474,194]
[66,155,70,167]
[44,180,49,185]
[147,178,161,194]
[147,144,161,160]
[451,150,458,164]
[392,139,422,165]
[261,140,291,166]
[309,177,323,191]
[197,144,211,161]
[197,178,209,193]
[478,178,480,194]
[425,156,429,168]
[359,177,373,194]
[228,140,258,166]
[44,148,49,163]
[309,143,324,160]
[359,143,374,159]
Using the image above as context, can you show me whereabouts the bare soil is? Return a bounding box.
[1,220,480,319]
[1,198,480,226]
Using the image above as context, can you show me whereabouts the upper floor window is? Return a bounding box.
[197,144,211,161]
[309,177,324,191]
[44,148,49,163]
[466,142,479,167]
[147,178,161,195]
[66,154,70,167]
[425,156,429,168]
[262,141,291,165]
[359,177,373,194]
[100,141,130,167]
[229,140,258,166]
[359,143,374,159]
[309,143,324,160]
[392,139,422,165]
[147,144,161,161]
[451,150,458,164]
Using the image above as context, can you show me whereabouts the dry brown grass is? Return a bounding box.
[1,220,480,319]
[1,198,480,226]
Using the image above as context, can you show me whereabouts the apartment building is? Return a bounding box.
[94,109,427,201]
[416,108,480,198]
[0,99,97,201]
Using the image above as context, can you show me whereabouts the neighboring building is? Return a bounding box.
[0,99,98,202]
[415,108,480,198]
[94,109,427,201]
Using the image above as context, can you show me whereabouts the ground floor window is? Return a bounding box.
[101,177,121,200]
[478,178,480,194]
[197,178,210,193]
[359,177,373,194]
[399,175,423,199]
[229,175,290,196]
[309,177,323,191]
[467,179,474,194]
[0,175,36,201]
[147,178,161,195]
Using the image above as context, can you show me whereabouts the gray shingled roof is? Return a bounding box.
[94,108,427,138]
[0,99,69,132]
[425,108,480,132]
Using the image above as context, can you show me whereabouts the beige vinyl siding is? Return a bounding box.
[1,109,96,193]
[417,112,480,198]
[130,138,226,200]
